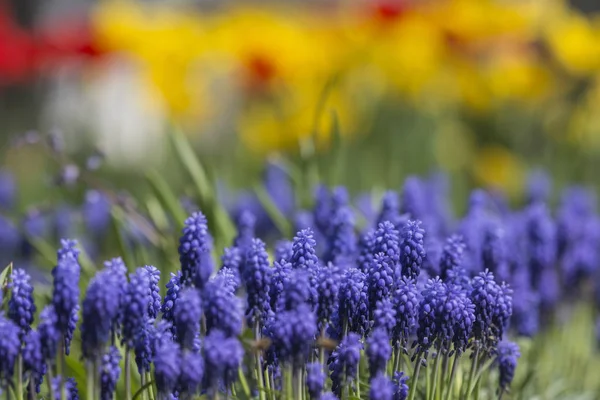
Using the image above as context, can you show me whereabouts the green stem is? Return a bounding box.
[59,339,66,400]
[319,327,326,367]
[125,349,132,400]
[264,367,272,400]
[237,367,251,398]
[47,366,57,400]
[16,354,23,400]
[254,320,266,400]
[464,348,479,400]
[86,361,94,400]
[28,379,35,400]
[439,353,450,400]
[285,365,293,400]
[295,367,302,400]
[145,372,155,400]
[444,354,461,400]
[141,374,147,400]
[393,346,401,374]
[430,351,442,400]
[355,362,360,398]
[407,352,423,400]
[94,358,101,400]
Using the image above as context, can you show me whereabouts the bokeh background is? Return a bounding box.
[3,0,600,207]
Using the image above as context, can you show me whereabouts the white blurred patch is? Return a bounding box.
[42,57,167,168]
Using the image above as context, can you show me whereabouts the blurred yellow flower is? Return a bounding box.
[545,6,600,75]
[473,146,524,196]
[93,1,211,121]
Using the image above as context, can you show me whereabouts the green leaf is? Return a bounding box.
[253,184,292,238]
[111,208,136,271]
[1,263,13,307]
[0,263,13,288]
[169,129,235,247]
[146,170,187,227]
[145,196,171,232]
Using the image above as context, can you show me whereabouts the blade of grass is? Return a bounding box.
[111,208,136,271]
[146,170,187,227]
[169,129,235,248]
[253,184,292,238]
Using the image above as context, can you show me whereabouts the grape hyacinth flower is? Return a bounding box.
[313,185,332,236]
[263,160,295,217]
[204,330,244,393]
[278,269,313,311]
[52,377,79,400]
[415,278,447,357]
[0,169,16,209]
[174,288,202,350]
[8,268,36,340]
[316,264,341,330]
[372,221,401,266]
[204,276,244,337]
[83,190,111,237]
[178,211,214,288]
[511,280,540,337]
[492,282,513,343]
[439,235,465,281]
[179,351,204,395]
[324,206,357,266]
[392,277,420,349]
[526,170,551,205]
[368,253,396,312]
[144,265,162,319]
[400,220,426,280]
[134,317,154,374]
[243,238,272,324]
[81,270,120,359]
[222,246,243,275]
[306,362,325,400]
[39,306,59,362]
[64,305,79,356]
[217,266,241,293]
[122,268,150,348]
[328,333,363,397]
[338,268,369,336]
[234,210,256,253]
[401,176,427,221]
[377,191,404,230]
[52,242,81,335]
[23,330,44,393]
[451,291,476,356]
[267,304,317,367]
[470,271,501,344]
[100,346,121,400]
[367,328,392,377]
[270,260,292,311]
[291,228,320,271]
[393,372,409,400]
[370,374,394,400]
[482,223,510,283]
[154,340,181,396]
[525,203,556,289]
[496,341,520,394]
[373,298,397,335]
[274,240,293,263]
[161,272,182,328]
[0,315,20,384]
